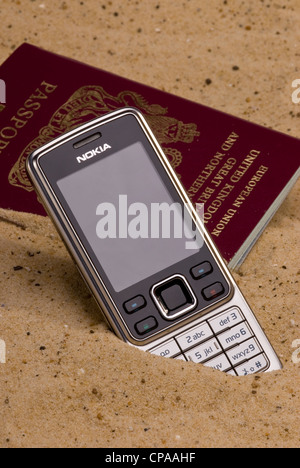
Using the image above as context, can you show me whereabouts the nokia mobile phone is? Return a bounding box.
[27,108,282,376]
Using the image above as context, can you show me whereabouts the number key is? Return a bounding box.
[176,322,213,351]
[209,308,244,335]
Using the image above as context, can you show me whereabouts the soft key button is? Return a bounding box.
[176,322,213,351]
[135,316,158,336]
[191,261,213,280]
[202,282,224,301]
[209,308,244,335]
[124,295,146,314]
[150,339,181,358]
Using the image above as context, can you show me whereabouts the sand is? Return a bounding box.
[0,0,299,448]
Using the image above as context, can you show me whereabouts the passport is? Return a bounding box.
[0,43,299,268]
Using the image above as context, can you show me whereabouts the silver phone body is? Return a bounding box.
[26,108,282,376]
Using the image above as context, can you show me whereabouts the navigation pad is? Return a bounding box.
[151,275,197,320]
[121,245,231,340]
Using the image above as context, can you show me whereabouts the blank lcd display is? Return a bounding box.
[57,142,201,292]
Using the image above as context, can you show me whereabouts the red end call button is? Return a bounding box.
[202,282,225,301]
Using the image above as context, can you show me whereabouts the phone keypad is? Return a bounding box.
[150,307,269,375]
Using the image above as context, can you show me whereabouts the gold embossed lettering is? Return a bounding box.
[41,81,58,94]
[24,98,41,111]
[17,107,34,119]
[0,81,58,155]
[221,132,239,151]
[212,209,237,236]
[197,186,215,204]
[0,127,17,139]
[11,116,27,129]
[0,139,9,150]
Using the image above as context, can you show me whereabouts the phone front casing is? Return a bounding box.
[26,108,282,376]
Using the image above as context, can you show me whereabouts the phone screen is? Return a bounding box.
[57,141,202,292]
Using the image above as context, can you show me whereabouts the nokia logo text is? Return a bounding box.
[77,144,112,163]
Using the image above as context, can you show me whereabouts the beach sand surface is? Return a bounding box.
[0,0,299,448]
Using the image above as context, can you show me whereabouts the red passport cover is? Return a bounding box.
[0,43,299,267]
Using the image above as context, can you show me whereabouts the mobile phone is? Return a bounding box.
[27,108,282,376]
